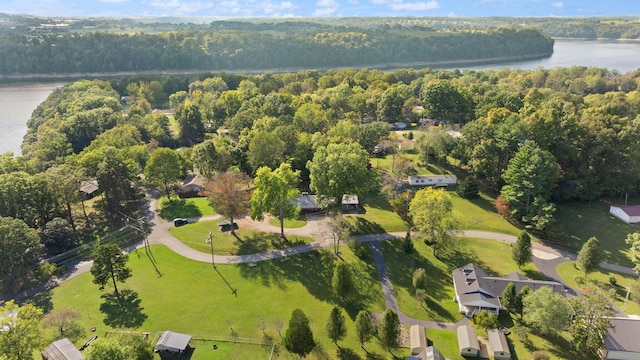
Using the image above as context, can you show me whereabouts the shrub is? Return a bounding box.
[495,195,513,220]
[531,351,550,360]
[609,275,618,287]
[456,175,480,199]
[402,232,414,254]
[513,325,532,350]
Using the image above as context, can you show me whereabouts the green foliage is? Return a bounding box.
[41,308,84,343]
[412,268,427,291]
[409,187,456,257]
[90,243,132,296]
[576,236,601,278]
[85,337,128,360]
[42,217,77,253]
[501,282,517,313]
[0,216,43,292]
[402,231,414,254]
[284,309,316,358]
[456,175,480,199]
[473,310,498,330]
[0,300,43,360]
[512,231,532,269]
[326,306,347,345]
[144,147,183,201]
[531,351,550,360]
[206,171,251,228]
[354,310,375,347]
[247,131,287,171]
[523,286,572,336]
[176,100,205,146]
[568,288,615,354]
[625,232,640,273]
[332,261,354,298]
[389,192,412,223]
[378,309,400,351]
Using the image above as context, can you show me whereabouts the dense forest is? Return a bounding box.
[0,24,553,75]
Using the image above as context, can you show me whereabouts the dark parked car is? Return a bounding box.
[218,220,238,232]
[173,218,188,226]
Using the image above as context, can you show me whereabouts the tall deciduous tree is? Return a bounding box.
[378,309,400,351]
[46,164,84,231]
[247,131,287,172]
[206,171,251,234]
[250,163,300,238]
[85,337,128,360]
[332,261,354,298]
[568,288,615,354]
[284,309,316,358]
[144,147,183,201]
[0,216,43,292]
[191,139,222,180]
[409,187,456,257]
[523,286,572,336]
[326,306,347,347]
[95,147,137,212]
[0,301,43,360]
[176,100,204,146]
[354,310,374,349]
[625,232,640,273]
[512,231,532,269]
[412,268,427,291]
[307,142,378,209]
[576,236,601,278]
[501,140,558,230]
[90,243,131,296]
[41,308,84,342]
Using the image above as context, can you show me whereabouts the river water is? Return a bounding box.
[0,40,639,155]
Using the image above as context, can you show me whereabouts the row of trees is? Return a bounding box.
[0,27,553,75]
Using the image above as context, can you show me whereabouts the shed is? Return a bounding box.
[609,205,640,224]
[79,179,99,199]
[41,338,83,360]
[600,317,640,359]
[155,331,191,354]
[341,194,359,211]
[410,324,427,355]
[457,325,480,357]
[408,346,445,360]
[487,328,511,360]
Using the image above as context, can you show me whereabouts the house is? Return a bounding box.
[408,175,457,188]
[176,174,205,198]
[457,324,480,357]
[487,328,511,360]
[599,317,640,359]
[296,193,322,213]
[609,205,640,224]
[41,338,83,360]
[79,179,99,199]
[452,263,566,317]
[397,138,415,152]
[408,346,446,360]
[341,194,359,211]
[410,324,427,355]
[374,140,394,155]
[155,330,191,354]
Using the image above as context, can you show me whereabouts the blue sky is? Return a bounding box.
[1,0,638,18]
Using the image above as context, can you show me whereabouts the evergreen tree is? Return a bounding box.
[325,306,347,346]
[577,236,601,278]
[512,231,532,269]
[354,310,374,349]
[501,282,517,313]
[90,243,131,296]
[332,262,354,298]
[284,309,315,358]
[456,175,480,199]
[378,309,400,351]
[412,268,427,291]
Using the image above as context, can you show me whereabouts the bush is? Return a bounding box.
[402,232,414,254]
[542,221,568,243]
[513,325,532,350]
[531,351,550,360]
[609,275,618,287]
[456,176,480,199]
[348,239,371,260]
[495,195,513,220]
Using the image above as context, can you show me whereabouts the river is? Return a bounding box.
[0,40,639,155]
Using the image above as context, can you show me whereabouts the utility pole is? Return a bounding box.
[208,231,215,268]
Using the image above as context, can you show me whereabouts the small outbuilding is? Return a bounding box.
[410,324,427,355]
[341,194,359,211]
[487,328,511,360]
[296,193,322,213]
[41,338,83,360]
[609,205,640,224]
[155,331,191,354]
[408,346,446,360]
[79,179,99,199]
[457,324,480,357]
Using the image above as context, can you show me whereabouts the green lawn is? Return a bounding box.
[556,261,640,317]
[158,197,216,220]
[44,244,401,360]
[169,220,313,255]
[268,216,307,229]
[345,196,410,235]
[555,199,637,267]
[451,192,523,237]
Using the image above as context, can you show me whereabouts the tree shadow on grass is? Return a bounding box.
[31,289,53,313]
[348,217,385,235]
[338,347,362,360]
[99,289,147,328]
[158,345,194,359]
[234,234,270,255]
[158,198,202,220]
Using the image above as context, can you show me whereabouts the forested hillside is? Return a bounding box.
[0,25,552,75]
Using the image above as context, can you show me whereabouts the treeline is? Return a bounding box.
[0,27,553,75]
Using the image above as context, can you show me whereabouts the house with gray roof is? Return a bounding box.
[41,338,83,360]
[457,324,480,357]
[599,317,640,359]
[452,263,566,317]
[155,330,191,354]
[487,328,511,360]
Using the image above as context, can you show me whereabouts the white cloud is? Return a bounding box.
[551,2,563,8]
[313,6,338,16]
[389,1,439,11]
[448,11,457,16]
[317,0,339,6]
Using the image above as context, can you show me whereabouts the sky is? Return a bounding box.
[0,0,638,18]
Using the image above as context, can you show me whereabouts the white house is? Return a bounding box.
[155,331,191,354]
[457,325,480,357]
[609,205,640,224]
[408,174,457,188]
[599,317,640,360]
[487,328,511,360]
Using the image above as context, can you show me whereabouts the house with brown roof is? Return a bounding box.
[609,205,640,224]
[452,263,566,317]
[599,317,640,359]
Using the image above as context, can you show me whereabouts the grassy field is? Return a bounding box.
[268,216,307,229]
[158,197,216,220]
[345,196,410,235]
[169,220,313,255]
[45,244,402,360]
[556,199,638,267]
[450,192,523,237]
[556,261,640,317]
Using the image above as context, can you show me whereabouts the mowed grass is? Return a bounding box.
[556,199,638,267]
[451,192,523,237]
[268,216,307,228]
[169,220,313,255]
[556,262,640,317]
[345,196,409,235]
[158,196,216,220]
[47,244,398,360]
